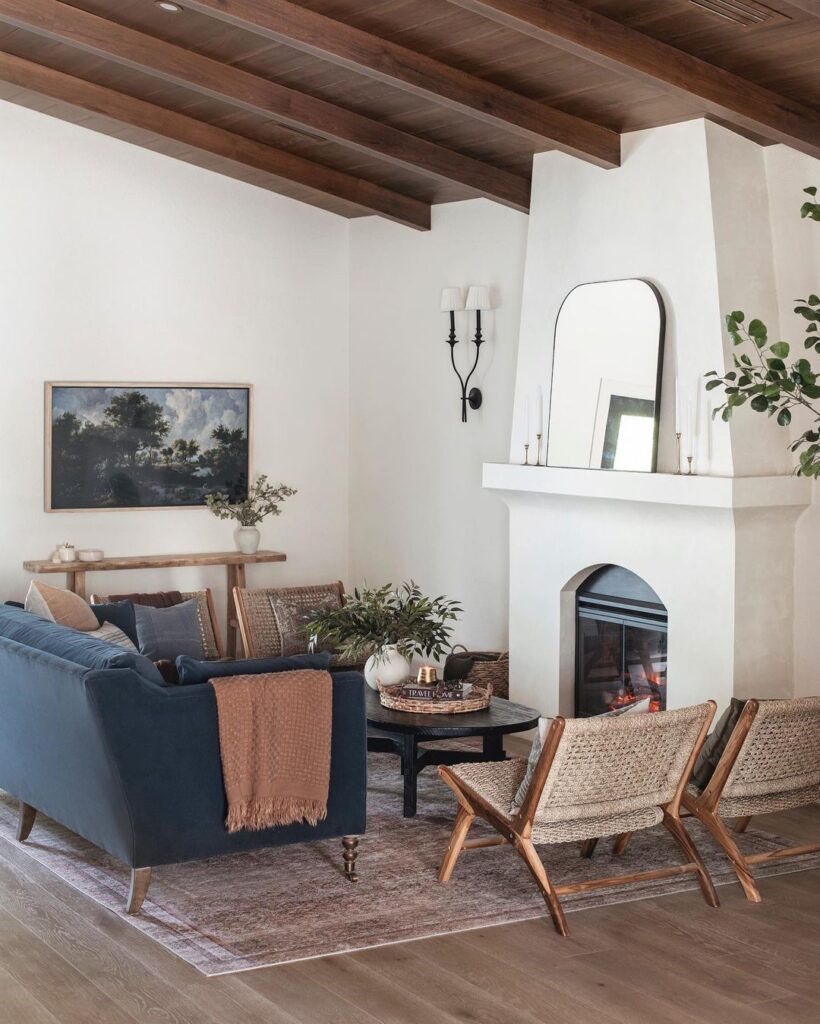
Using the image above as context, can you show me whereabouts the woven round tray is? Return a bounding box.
[378,682,493,714]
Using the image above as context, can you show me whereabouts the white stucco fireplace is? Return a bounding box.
[492,119,818,718]
[484,465,809,717]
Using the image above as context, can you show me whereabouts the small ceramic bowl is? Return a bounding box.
[77,549,104,562]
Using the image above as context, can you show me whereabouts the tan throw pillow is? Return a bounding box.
[25,581,99,631]
[270,593,340,658]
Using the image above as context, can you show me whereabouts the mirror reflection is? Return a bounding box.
[547,279,665,473]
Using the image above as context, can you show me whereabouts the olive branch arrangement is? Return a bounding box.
[205,474,297,526]
[704,187,820,477]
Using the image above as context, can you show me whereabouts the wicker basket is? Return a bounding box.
[446,647,509,700]
[378,682,493,714]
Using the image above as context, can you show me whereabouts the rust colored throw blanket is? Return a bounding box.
[209,670,333,833]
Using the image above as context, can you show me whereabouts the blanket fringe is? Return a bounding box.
[225,797,328,833]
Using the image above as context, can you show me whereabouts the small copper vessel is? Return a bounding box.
[416,665,438,686]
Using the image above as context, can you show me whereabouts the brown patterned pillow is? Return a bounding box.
[270,593,340,658]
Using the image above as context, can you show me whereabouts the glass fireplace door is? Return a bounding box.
[576,610,667,717]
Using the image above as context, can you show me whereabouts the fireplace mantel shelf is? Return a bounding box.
[482,464,812,510]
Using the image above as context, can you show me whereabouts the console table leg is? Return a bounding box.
[67,570,86,599]
[402,734,418,818]
[226,563,247,658]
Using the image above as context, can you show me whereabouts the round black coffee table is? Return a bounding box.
[365,688,540,817]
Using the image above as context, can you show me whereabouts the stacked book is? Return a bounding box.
[400,684,470,701]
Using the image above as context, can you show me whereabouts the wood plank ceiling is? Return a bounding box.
[0,0,817,228]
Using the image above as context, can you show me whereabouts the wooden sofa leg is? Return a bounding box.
[126,868,152,914]
[16,802,37,843]
[579,838,598,859]
[734,816,752,834]
[342,836,359,882]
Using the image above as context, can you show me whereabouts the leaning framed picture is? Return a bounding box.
[45,382,252,512]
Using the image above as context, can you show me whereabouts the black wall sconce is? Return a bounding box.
[440,285,493,422]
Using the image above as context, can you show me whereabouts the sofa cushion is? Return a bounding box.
[135,599,204,661]
[25,581,99,631]
[90,600,139,647]
[0,604,165,685]
[176,650,332,686]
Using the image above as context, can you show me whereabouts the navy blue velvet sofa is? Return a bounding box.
[0,605,367,913]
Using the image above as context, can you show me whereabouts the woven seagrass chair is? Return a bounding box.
[233,582,345,660]
[437,702,718,936]
[678,697,820,903]
[91,589,223,660]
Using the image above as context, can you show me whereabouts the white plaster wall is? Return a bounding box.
[765,145,820,697]
[705,122,791,476]
[513,121,731,477]
[348,200,528,651]
[0,100,352,632]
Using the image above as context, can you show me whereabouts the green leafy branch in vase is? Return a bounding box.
[705,187,820,477]
[307,581,462,665]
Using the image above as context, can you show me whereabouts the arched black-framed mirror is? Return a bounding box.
[546,279,665,473]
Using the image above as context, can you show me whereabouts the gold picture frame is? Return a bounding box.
[45,381,253,513]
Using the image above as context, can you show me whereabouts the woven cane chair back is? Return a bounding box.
[723,697,820,802]
[535,703,713,826]
[234,582,344,659]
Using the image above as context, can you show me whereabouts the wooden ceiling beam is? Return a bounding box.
[0,50,431,229]
[0,0,530,212]
[446,0,820,159]
[178,0,620,167]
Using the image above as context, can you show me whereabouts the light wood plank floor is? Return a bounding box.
[0,804,817,1024]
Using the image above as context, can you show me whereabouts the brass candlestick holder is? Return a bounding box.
[535,433,543,466]
[686,455,694,475]
[523,443,530,466]
[675,432,682,475]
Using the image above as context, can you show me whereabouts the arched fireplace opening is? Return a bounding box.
[576,565,668,717]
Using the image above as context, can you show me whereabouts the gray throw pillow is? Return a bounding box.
[134,599,205,661]
[691,697,748,791]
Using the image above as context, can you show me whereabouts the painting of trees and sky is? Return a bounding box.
[48,385,250,510]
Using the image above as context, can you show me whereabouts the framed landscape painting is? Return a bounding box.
[46,383,251,511]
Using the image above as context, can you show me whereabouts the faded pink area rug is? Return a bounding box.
[1,750,817,975]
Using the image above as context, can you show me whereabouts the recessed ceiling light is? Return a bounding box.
[155,1,183,11]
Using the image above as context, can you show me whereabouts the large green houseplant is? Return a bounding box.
[705,187,820,476]
[308,582,461,689]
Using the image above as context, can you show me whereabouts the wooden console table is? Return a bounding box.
[22,550,286,658]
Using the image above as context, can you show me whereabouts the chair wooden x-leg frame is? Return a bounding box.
[438,708,719,937]
[611,699,820,902]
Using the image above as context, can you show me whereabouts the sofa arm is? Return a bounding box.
[85,668,368,867]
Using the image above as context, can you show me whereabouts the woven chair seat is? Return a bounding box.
[449,758,665,844]
[447,758,528,822]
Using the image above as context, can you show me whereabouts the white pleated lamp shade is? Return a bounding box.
[465,285,492,311]
[440,287,464,312]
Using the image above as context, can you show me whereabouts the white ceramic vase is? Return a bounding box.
[364,644,410,691]
[235,526,261,554]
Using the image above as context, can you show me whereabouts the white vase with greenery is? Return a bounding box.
[205,475,296,554]
[307,582,462,691]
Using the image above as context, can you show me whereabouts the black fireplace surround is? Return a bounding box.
[575,565,668,718]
